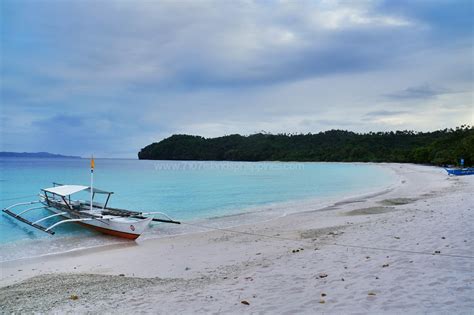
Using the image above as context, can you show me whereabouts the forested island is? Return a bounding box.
[138,126,474,166]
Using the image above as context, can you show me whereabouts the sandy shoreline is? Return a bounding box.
[1,163,473,314]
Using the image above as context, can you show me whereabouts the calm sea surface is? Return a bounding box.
[0,158,396,261]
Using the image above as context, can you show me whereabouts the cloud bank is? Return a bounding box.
[1,0,473,157]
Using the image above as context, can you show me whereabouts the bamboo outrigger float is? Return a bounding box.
[2,158,180,240]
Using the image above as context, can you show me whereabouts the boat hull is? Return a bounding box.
[76,221,142,239]
[47,206,153,240]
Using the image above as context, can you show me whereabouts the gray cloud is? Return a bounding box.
[365,110,411,117]
[384,85,452,100]
[300,119,365,128]
[32,114,84,128]
[3,0,420,90]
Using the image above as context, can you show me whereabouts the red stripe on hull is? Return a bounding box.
[77,221,140,240]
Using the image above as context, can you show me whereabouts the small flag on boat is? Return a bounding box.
[91,156,95,170]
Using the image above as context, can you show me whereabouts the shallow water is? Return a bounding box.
[0,158,396,261]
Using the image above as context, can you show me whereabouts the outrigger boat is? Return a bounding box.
[2,157,180,240]
[2,183,180,239]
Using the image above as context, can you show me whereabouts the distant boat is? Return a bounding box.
[445,167,474,176]
[2,183,181,239]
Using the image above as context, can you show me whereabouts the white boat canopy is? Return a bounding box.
[42,185,112,197]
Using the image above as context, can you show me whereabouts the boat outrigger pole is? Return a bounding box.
[2,201,53,234]
[138,211,181,224]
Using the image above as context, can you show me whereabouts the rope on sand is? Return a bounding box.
[181,222,474,260]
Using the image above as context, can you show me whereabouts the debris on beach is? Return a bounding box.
[434,250,441,254]
[382,264,389,268]
[319,299,326,304]
[318,273,328,278]
[368,292,377,296]
[321,293,327,297]
[241,300,250,305]
[69,295,79,300]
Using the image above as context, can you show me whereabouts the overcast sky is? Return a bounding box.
[1,0,473,157]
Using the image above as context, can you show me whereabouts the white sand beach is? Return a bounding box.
[0,163,473,314]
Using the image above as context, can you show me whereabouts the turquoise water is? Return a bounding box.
[0,158,395,254]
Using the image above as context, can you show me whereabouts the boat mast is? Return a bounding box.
[90,155,94,210]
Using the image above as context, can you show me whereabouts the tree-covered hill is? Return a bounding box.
[138,126,474,166]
